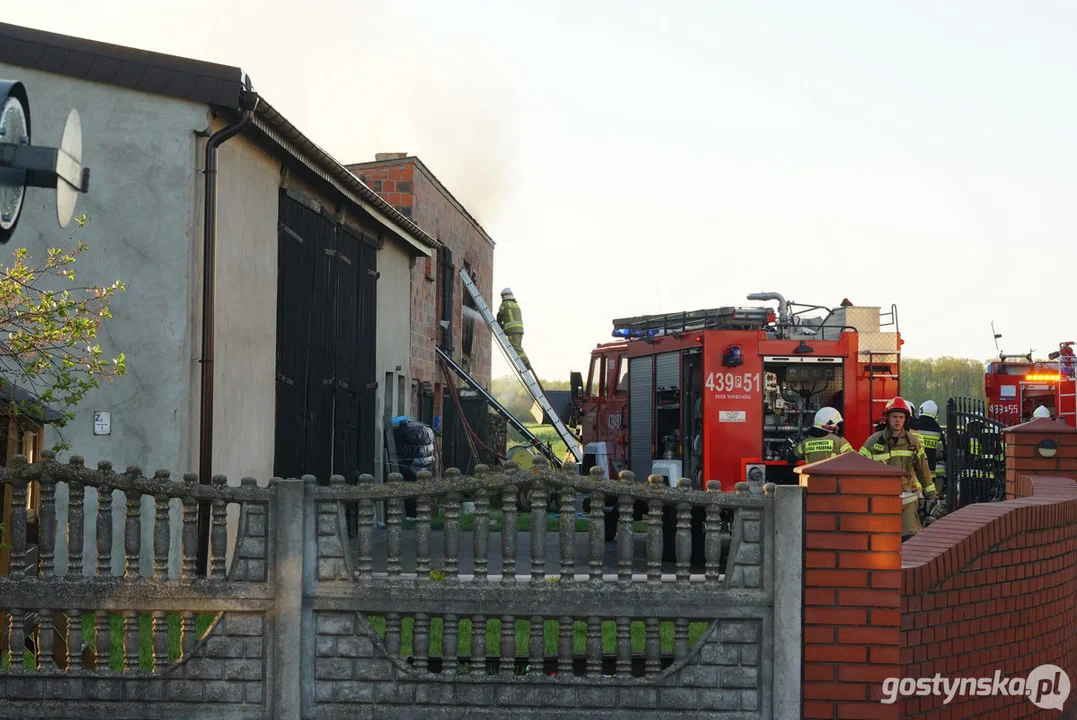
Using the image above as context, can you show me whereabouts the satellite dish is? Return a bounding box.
[0,80,90,244]
[55,109,82,228]
[0,80,30,244]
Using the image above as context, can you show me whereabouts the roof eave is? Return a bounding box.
[249,101,437,256]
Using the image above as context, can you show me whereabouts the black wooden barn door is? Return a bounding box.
[275,190,378,483]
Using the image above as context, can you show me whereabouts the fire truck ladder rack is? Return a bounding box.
[611,307,771,337]
[1052,356,1077,426]
[458,268,583,464]
[865,350,900,422]
[434,346,562,466]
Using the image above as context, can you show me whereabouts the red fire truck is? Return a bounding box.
[569,292,903,493]
[984,342,1077,427]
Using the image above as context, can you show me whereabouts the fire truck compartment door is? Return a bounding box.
[629,355,654,480]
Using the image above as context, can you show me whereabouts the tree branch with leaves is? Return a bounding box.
[0,214,126,453]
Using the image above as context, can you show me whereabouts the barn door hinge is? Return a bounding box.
[366,382,379,390]
[276,372,294,386]
[322,377,350,389]
[279,222,304,244]
[324,248,352,265]
[368,269,380,279]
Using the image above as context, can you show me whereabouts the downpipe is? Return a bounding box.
[197,86,261,574]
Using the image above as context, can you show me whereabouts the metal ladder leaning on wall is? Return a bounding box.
[458,267,582,464]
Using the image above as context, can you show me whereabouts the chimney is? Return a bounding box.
[375,152,408,161]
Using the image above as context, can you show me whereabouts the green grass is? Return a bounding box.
[2,613,216,671]
[366,616,708,657]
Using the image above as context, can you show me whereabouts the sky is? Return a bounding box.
[8,1,1077,383]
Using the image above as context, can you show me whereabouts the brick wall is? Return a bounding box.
[349,157,495,422]
[797,451,906,720]
[897,417,1077,719]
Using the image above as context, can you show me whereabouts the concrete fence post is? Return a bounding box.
[773,484,805,720]
[272,478,306,720]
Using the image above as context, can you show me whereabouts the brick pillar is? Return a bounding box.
[1004,416,1077,498]
[795,452,906,720]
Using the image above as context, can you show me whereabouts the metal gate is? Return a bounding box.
[945,397,1007,511]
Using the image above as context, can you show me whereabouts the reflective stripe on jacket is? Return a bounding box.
[795,432,854,464]
[859,428,936,496]
[497,299,524,333]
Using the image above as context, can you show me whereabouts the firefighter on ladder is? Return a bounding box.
[913,400,947,525]
[789,407,854,464]
[496,288,532,372]
[859,397,936,540]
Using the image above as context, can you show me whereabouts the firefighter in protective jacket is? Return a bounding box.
[790,407,854,464]
[496,288,531,370]
[913,400,947,523]
[859,397,936,539]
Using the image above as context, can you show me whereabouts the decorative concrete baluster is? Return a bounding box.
[9,479,27,575]
[499,614,515,677]
[181,475,199,580]
[588,487,605,581]
[124,610,139,671]
[66,610,83,673]
[616,616,631,676]
[39,471,57,577]
[673,618,689,663]
[501,485,518,583]
[68,477,85,578]
[413,614,430,672]
[705,500,722,583]
[210,476,228,580]
[444,483,461,582]
[153,484,170,581]
[95,611,111,672]
[36,608,53,668]
[646,476,665,582]
[357,473,376,581]
[558,616,573,675]
[385,613,402,656]
[529,479,547,581]
[153,611,169,670]
[617,493,634,584]
[471,614,487,675]
[415,494,432,582]
[8,609,25,668]
[559,490,575,581]
[442,614,459,675]
[124,479,141,580]
[645,617,661,676]
[385,473,404,580]
[585,616,602,677]
[528,615,544,672]
[676,481,692,583]
[180,611,197,659]
[472,480,490,581]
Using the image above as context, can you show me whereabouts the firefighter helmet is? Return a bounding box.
[920,400,938,419]
[1033,405,1052,419]
[814,407,843,432]
[501,288,514,298]
[883,396,913,420]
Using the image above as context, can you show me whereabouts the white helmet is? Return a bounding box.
[814,407,843,432]
[920,400,938,419]
[501,287,513,298]
[1033,405,1052,419]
